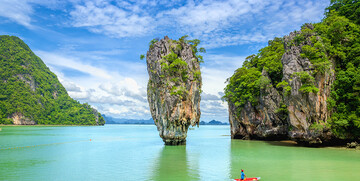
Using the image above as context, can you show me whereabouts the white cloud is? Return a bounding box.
[0,0,66,28]
[0,0,33,28]
[35,51,112,79]
[201,54,246,95]
[200,91,229,122]
[66,80,150,118]
[202,92,220,101]
[200,98,228,122]
[108,107,126,114]
[1,0,329,48]
[62,81,82,92]
[98,78,147,102]
[34,50,151,119]
[70,1,154,37]
[157,0,328,48]
[159,0,251,33]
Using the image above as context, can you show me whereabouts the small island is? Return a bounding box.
[145,36,204,145]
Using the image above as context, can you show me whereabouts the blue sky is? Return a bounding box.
[0,0,329,122]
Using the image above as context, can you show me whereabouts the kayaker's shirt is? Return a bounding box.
[241,172,245,179]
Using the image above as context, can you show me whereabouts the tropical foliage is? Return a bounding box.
[0,35,104,125]
[146,35,205,98]
[224,37,284,108]
[224,0,360,138]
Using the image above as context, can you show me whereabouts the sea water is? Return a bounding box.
[0,125,359,181]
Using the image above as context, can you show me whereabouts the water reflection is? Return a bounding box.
[150,145,197,181]
[229,139,247,180]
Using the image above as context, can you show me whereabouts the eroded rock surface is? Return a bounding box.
[11,112,36,125]
[229,69,288,140]
[282,26,335,144]
[228,25,336,145]
[146,36,202,145]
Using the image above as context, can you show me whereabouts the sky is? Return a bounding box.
[0,0,330,122]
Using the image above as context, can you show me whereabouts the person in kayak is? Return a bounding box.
[241,169,246,180]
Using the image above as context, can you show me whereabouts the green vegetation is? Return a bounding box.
[140,54,145,60]
[276,81,291,95]
[224,37,284,108]
[159,50,189,97]
[0,35,104,125]
[243,37,285,84]
[147,35,205,98]
[275,103,289,121]
[310,120,330,132]
[224,0,360,138]
[294,71,319,94]
[321,1,360,138]
[149,38,159,49]
[224,67,262,107]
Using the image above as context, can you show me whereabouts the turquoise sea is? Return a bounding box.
[0,125,359,181]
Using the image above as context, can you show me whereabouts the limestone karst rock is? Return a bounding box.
[226,25,337,145]
[146,36,202,145]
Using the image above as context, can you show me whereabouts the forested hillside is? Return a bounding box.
[224,0,360,144]
[0,35,104,125]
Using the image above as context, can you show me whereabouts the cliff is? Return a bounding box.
[146,36,203,145]
[225,1,360,145]
[0,35,105,125]
[227,25,335,145]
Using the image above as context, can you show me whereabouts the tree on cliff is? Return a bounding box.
[224,0,360,142]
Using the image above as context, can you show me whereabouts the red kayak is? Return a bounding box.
[234,177,261,181]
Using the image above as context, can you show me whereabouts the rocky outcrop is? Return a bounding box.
[11,112,36,125]
[228,25,337,145]
[146,36,202,145]
[346,142,358,149]
[229,69,288,140]
[282,25,335,144]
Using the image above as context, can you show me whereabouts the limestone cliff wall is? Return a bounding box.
[282,27,335,144]
[146,36,202,145]
[229,25,336,145]
[229,69,288,140]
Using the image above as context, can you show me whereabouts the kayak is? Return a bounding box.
[234,177,261,181]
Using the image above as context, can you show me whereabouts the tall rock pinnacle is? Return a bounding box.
[146,36,202,145]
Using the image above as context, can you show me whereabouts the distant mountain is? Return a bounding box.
[199,120,229,125]
[102,115,154,124]
[103,115,228,125]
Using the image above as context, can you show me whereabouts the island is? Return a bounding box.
[145,36,204,145]
[224,1,360,146]
[0,35,104,125]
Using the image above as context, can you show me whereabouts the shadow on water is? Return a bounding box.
[265,140,298,147]
[150,145,197,181]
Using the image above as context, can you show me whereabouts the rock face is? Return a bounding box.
[11,112,36,125]
[146,36,202,145]
[228,25,336,145]
[229,69,288,140]
[282,25,335,144]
